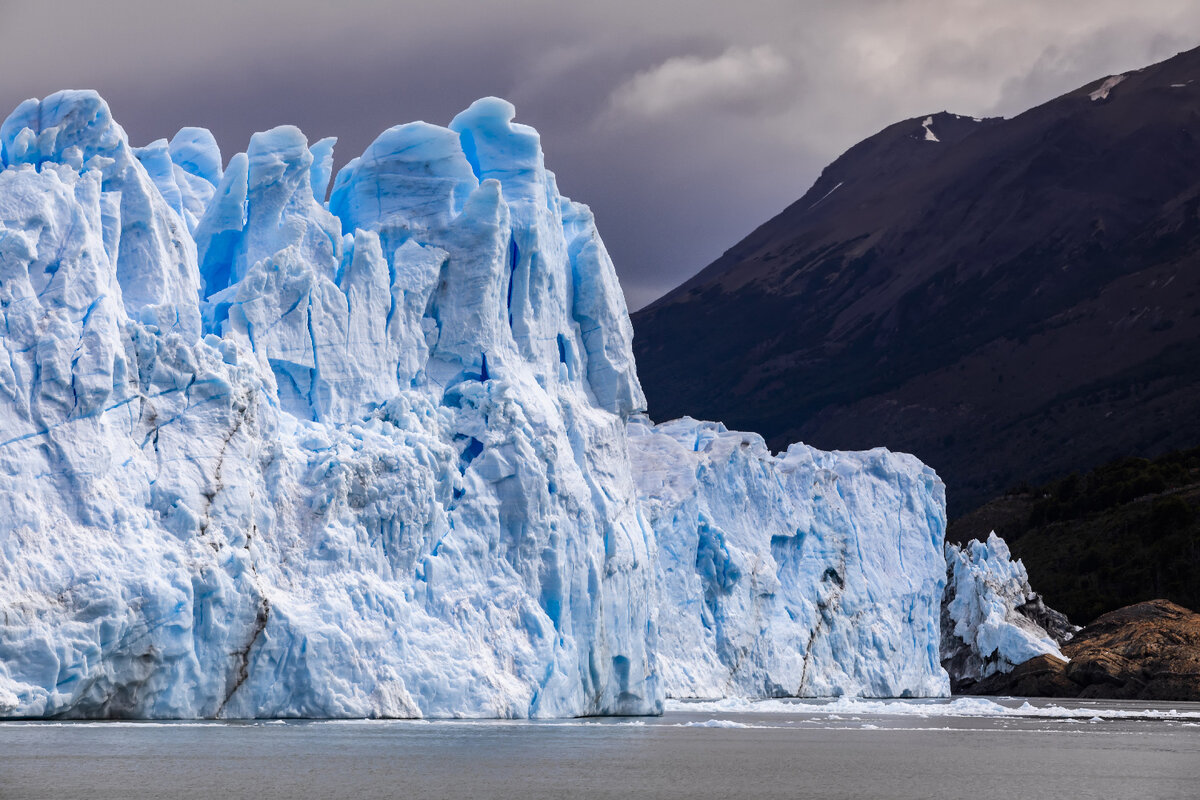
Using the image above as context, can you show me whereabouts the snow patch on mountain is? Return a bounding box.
[921,116,940,142]
[1089,74,1126,101]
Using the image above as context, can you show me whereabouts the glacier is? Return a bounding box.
[941,533,1076,689]
[0,90,950,719]
[630,417,949,698]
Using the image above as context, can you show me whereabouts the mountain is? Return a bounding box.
[633,46,1200,514]
[0,91,952,719]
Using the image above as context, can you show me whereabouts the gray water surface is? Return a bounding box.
[2,697,1198,799]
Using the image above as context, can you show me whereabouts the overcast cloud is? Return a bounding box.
[1,0,1197,308]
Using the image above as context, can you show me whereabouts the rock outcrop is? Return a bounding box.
[967,600,1200,700]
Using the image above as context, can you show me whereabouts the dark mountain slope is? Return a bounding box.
[633,47,1200,514]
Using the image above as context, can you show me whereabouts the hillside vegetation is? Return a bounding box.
[949,447,1200,623]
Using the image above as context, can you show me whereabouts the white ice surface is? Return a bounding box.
[0,93,656,719]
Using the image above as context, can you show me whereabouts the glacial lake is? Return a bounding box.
[2,697,1199,799]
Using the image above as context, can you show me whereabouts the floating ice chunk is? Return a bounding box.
[677,718,752,728]
[667,696,1200,720]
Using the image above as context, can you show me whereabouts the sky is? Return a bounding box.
[1,1,1197,309]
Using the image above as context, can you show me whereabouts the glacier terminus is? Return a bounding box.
[0,91,1036,718]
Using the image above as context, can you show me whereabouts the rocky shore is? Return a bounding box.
[961,600,1200,701]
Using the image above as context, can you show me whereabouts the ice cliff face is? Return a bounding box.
[0,90,951,719]
[0,91,654,719]
[630,417,949,698]
[941,533,1076,689]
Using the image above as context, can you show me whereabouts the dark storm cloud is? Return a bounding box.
[2,1,1197,309]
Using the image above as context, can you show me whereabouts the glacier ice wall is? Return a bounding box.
[0,91,657,719]
[0,90,953,719]
[630,417,950,698]
[941,533,1076,688]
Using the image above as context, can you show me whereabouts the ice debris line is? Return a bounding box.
[2,90,957,719]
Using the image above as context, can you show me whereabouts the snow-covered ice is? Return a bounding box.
[0,91,951,719]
